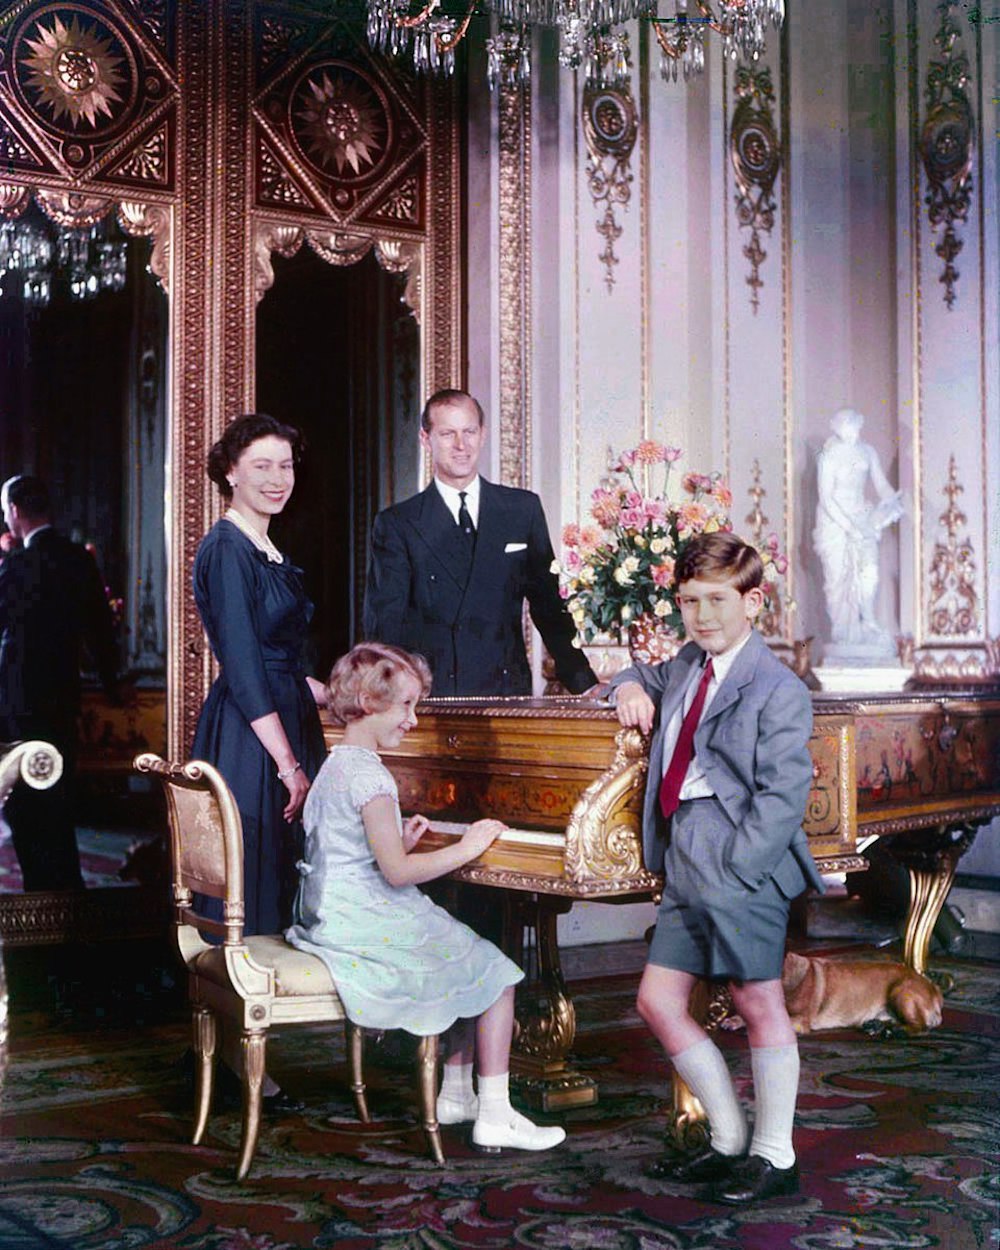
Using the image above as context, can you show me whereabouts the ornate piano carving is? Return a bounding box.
[322,689,1000,1110]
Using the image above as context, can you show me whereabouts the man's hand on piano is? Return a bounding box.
[614,680,656,735]
[461,819,508,858]
[402,813,430,851]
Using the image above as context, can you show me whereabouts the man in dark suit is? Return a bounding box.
[363,389,597,697]
[0,475,120,891]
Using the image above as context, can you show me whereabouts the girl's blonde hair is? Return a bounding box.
[327,642,433,725]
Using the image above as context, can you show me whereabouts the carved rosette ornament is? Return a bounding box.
[0,3,178,188]
[730,66,780,314]
[920,1,974,310]
[581,83,637,293]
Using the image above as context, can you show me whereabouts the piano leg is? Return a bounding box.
[668,979,732,1149]
[505,894,598,1111]
[889,822,979,975]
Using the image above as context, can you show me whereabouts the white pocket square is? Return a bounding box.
[504,542,527,553]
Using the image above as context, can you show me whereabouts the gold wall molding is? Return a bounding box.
[498,82,530,489]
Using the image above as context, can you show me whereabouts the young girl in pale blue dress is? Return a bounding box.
[285,642,565,1153]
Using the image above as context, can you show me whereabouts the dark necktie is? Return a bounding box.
[457,490,475,540]
[658,657,715,820]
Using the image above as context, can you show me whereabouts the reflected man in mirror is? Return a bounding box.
[363,389,598,697]
[0,475,120,891]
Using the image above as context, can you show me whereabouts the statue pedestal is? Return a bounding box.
[816,662,911,693]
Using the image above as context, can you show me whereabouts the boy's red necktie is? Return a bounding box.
[658,658,715,820]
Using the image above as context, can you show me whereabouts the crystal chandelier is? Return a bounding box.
[0,212,128,307]
[366,0,784,91]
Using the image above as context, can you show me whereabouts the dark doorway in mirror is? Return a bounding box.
[256,244,420,682]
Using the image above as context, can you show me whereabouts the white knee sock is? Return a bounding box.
[439,1061,475,1103]
[749,1043,800,1169]
[671,1038,748,1157]
[476,1072,511,1122]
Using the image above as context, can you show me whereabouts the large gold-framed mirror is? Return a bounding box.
[0,0,178,944]
[0,1,462,944]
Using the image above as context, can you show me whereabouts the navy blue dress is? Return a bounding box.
[192,519,326,935]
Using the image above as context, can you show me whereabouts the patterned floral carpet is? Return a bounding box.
[1,944,997,1250]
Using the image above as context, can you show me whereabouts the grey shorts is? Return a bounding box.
[647,796,790,982]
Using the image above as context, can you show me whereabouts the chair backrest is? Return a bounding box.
[134,753,246,945]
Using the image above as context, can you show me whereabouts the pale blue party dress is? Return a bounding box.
[285,744,523,1035]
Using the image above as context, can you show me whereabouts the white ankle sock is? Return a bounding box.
[671,1037,748,1157]
[476,1072,511,1121]
[749,1043,799,1169]
[439,1061,475,1103]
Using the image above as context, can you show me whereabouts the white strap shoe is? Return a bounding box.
[472,1109,566,1153]
[436,1092,479,1125]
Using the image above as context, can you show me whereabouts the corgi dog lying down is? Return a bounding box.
[779,951,944,1036]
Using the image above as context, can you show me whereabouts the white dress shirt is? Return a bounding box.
[434,475,481,529]
[662,630,754,800]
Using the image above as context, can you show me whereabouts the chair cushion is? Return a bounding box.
[193,934,339,997]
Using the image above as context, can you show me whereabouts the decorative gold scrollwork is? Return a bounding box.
[581,83,637,293]
[920,1,974,309]
[928,455,979,638]
[730,66,780,314]
[117,200,171,292]
[565,726,653,884]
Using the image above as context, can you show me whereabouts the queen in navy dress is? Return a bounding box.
[192,414,327,937]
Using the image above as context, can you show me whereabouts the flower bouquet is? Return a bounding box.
[555,439,786,660]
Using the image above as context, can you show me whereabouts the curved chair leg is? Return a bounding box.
[192,1005,217,1146]
[347,1021,370,1123]
[416,1034,444,1165]
[235,1031,267,1181]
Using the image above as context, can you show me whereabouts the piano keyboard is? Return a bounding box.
[429,820,564,848]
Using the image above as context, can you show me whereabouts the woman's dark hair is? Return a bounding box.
[207,413,304,497]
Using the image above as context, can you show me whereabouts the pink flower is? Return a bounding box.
[564,549,582,573]
[682,472,714,496]
[620,507,646,530]
[652,558,676,587]
[579,525,602,552]
[678,501,710,533]
[643,499,667,526]
[590,489,621,528]
[711,480,733,508]
[624,490,644,510]
[615,449,637,470]
[562,522,582,547]
[664,445,683,462]
[634,439,666,465]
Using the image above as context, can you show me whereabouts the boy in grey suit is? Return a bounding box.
[611,532,822,1205]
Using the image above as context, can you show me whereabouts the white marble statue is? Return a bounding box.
[813,408,904,657]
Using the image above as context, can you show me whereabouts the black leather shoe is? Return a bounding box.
[215,1064,305,1116]
[712,1155,799,1205]
[648,1145,744,1183]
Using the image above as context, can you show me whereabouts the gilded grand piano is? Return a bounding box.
[324,689,1000,1110]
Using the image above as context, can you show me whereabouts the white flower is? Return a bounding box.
[653,599,670,617]
[580,565,596,585]
[634,535,646,548]
[550,558,561,574]
[650,537,667,555]
[623,556,640,574]
[613,566,633,586]
[621,604,632,621]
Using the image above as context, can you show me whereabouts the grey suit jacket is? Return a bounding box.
[610,630,824,900]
